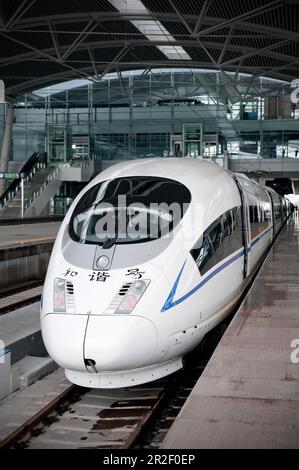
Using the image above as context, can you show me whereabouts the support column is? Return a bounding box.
[0,105,14,196]
[128,75,134,156]
[223,149,228,170]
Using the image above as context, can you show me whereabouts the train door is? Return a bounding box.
[268,190,282,237]
[236,177,273,275]
[269,192,278,240]
[269,193,275,241]
[233,176,250,278]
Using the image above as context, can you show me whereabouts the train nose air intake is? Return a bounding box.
[84,358,98,373]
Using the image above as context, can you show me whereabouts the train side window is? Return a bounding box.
[223,211,232,237]
[191,235,214,274]
[269,192,282,223]
[275,202,281,221]
[249,196,272,239]
[231,208,238,230]
[191,206,242,276]
[208,222,222,251]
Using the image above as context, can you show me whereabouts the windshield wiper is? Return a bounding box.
[101,211,128,249]
[102,237,117,249]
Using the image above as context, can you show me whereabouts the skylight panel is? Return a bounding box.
[109,0,191,61]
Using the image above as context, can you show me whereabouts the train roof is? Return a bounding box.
[67,158,291,237]
[94,157,228,189]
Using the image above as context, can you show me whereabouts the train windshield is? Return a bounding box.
[69,176,191,245]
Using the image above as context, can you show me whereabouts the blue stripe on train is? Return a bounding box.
[161,226,272,312]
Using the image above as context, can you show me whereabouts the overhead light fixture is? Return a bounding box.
[108,0,191,61]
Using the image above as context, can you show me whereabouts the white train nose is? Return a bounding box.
[84,315,158,370]
[41,313,88,371]
[41,313,158,373]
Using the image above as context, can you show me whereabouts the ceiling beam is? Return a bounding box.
[195,0,283,38]
[4,10,294,42]
[0,38,297,70]
[5,0,38,30]
[217,24,234,65]
[221,39,291,66]
[193,0,213,35]
[3,10,299,52]
[96,46,130,81]
[0,30,95,81]
[13,58,290,71]
[47,20,61,60]
[61,17,101,61]
[0,2,5,28]
[88,46,98,77]
[252,59,299,80]
[125,66,152,94]
[167,0,194,36]
[5,61,294,96]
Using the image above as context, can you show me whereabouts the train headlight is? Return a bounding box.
[53,278,66,312]
[96,255,110,270]
[116,279,150,314]
[131,280,148,296]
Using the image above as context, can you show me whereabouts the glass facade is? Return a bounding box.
[9,68,299,164]
[0,104,5,159]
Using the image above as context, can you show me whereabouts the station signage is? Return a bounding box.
[0,172,25,180]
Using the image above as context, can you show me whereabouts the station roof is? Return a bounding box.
[1,0,299,96]
[23,69,286,109]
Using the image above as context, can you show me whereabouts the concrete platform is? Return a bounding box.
[0,368,70,444]
[162,215,299,449]
[0,302,50,399]
[0,221,60,249]
[12,355,57,390]
[0,302,41,357]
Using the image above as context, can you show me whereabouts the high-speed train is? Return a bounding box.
[41,158,292,388]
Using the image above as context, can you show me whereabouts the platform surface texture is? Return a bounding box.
[162,215,299,449]
[0,222,60,249]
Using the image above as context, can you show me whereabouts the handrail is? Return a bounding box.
[68,158,93,169]
[24,166,59,214]
[23,160,93,214]
[0,152,47,209]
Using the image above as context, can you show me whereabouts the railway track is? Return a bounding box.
[2,381,170,449]
[0,384,77,449]
[133,323,227,449]
[0,218,284,449]
[0,318,228,450]
[0,282,43,316]
[0,240,265,449]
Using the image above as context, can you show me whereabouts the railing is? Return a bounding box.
[57,159,95,182]
[67,158,93,169]
[0,152,47,210]
[0,157,93,213]
[23,166,59,214]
